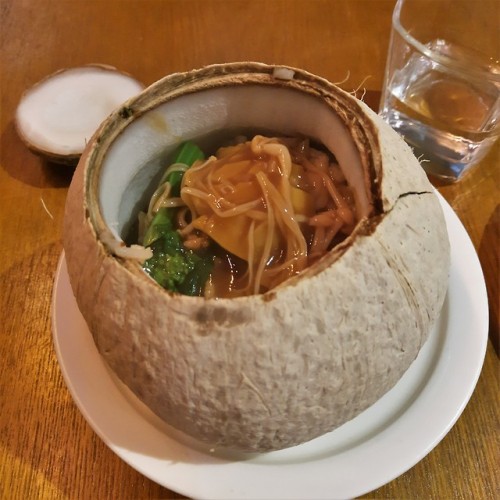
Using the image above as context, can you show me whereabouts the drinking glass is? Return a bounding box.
[379,0,500,182]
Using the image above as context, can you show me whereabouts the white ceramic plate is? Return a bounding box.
[52,194,488,500]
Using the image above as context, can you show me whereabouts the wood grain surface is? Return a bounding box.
[1,1,498,499]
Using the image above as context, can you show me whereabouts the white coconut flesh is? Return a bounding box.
[101,85,372,242]
[63,63,450,452]
[15,65,144,163]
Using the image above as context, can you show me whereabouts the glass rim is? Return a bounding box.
[392,0,500,83]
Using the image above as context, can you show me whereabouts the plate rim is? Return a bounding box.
[51,192,489,499]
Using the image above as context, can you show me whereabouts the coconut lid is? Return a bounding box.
[15,65,144,164]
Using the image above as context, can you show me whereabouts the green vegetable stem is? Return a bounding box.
[141,141,212,296]
[160,141,205,196]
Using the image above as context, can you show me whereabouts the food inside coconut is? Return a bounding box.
[137,136,364,298]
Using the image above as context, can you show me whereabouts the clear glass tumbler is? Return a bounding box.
[379,0,500,182]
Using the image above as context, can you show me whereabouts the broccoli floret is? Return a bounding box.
[143,251,192,291]
[142,208,213,296]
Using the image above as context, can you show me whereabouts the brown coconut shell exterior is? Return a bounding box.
[63,62,450,452]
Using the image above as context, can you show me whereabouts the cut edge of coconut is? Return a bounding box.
[78,62,388,298]
[15,64,144,165]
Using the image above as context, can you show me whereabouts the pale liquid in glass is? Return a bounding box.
[381,39,500,180]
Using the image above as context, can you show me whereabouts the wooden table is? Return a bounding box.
[1,1,498,498]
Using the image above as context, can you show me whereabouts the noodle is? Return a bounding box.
[255,171,307,261]
[148,182,171,216]
[300,156,352,221]
[176,207,190,229]
[254,179,275,295]
[182,187,262,218]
